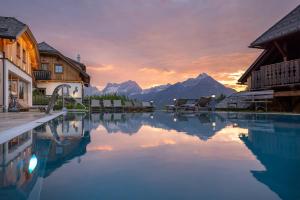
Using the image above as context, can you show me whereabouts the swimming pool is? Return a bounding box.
[0,112,299,200]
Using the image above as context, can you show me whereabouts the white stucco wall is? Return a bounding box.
[3,59,33,110]
[0,52,3,108]
[36,82,83,99]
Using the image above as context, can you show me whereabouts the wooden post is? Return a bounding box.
[274,41,288,61]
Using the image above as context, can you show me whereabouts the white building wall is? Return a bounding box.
[0,52,3,108]
[36,82,83,99]
[3,60,33,111]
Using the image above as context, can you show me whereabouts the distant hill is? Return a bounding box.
[98,73,235,107]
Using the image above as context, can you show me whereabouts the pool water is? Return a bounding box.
[0,112,300,200]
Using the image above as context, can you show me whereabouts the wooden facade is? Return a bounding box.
[251,59,300,90]
[238,5,300,112]
[239,5,300,92]
[33,42,90,101]
[37,54,83,82]
[0,17,40,111]
[0,32,39,76]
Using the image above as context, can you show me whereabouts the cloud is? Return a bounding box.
[88,65,115,72]
[1,0,298,90]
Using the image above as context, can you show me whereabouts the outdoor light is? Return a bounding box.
[173,118,177,122]
[173,98,177,102]
[211,95,216,98]
[212,122,216,127]
[28,154,38,174]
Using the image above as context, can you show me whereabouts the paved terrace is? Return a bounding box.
[0,112,63,133]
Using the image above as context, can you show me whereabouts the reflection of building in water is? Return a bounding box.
[90,112,228,140]
[35,113,90,177]
[0,113,90,199]
[239,116,300,200]
[0,131,40,199]
[38,113,86,138]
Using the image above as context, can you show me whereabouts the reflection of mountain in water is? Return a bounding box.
[90,112,228,141]
[238,114,300,200]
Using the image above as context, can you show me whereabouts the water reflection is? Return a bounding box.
[91,112,227,140]
[236,114,300,200]
[0,113,90,200]
[0,112,299,199]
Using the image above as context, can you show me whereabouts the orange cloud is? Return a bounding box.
[87,145,113,152]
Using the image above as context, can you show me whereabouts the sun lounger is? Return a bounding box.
[91,99,101,112]
[113,100,123,112]
[124,101,133,112]
[103,100,113,111]
[142,102,154,112]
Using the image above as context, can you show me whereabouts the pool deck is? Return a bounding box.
[0,111,65,142]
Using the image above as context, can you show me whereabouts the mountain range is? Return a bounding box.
[85,73,235,107]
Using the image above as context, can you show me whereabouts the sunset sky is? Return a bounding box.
[1,0,299,90]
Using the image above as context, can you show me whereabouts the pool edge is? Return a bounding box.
[0,111,65,143]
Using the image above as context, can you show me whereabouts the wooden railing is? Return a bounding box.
[251,59,300,90]
[33,70,51,80]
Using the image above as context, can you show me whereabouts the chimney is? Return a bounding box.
[77,54,81,62]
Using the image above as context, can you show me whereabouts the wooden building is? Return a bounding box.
[0,17,40,112]
[238,5,300,112]
[34,42,90,102]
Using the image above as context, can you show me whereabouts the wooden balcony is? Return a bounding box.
[33,70,51,80]
[251,59,300,90]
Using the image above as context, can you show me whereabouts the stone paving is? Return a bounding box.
[0,112,48,133]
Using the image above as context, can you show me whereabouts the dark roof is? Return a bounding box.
[238,50,269,83]
[38,42,90,84]
[65,56,86,72]
[0,16,27,39]
[38,41,60,53]
[251,5,300,48]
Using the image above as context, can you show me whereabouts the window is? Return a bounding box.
[41,63,49,70]
[22,49,26,63]
[55,65,63,73]
[16,42,21,58]
[36,88,46,95]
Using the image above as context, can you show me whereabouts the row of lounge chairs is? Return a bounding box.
[165,97,213,112]
[90,99,154,113]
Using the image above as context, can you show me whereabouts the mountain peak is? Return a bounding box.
[102,80,142,95]
[196,73,209,79]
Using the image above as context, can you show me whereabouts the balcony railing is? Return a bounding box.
[251,59,300,90]
[33,70,51,80]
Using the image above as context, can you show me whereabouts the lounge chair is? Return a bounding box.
[124,101,133,112]
[103,100,113,111]
[142,102,154,112]
[132,101,143,112]
[113,100,123,112]
[91,99,101,112]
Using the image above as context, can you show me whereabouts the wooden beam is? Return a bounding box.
[274,90,300,97]
[274,41,288,61]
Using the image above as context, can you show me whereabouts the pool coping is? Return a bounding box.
[0,111,65,143]
[161,110,300,116]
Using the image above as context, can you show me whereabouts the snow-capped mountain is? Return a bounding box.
[84,86,101,96]
[141,84,171,95]
[100,73,235,107]
[102,80,142,96]
[131,73,236,107]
